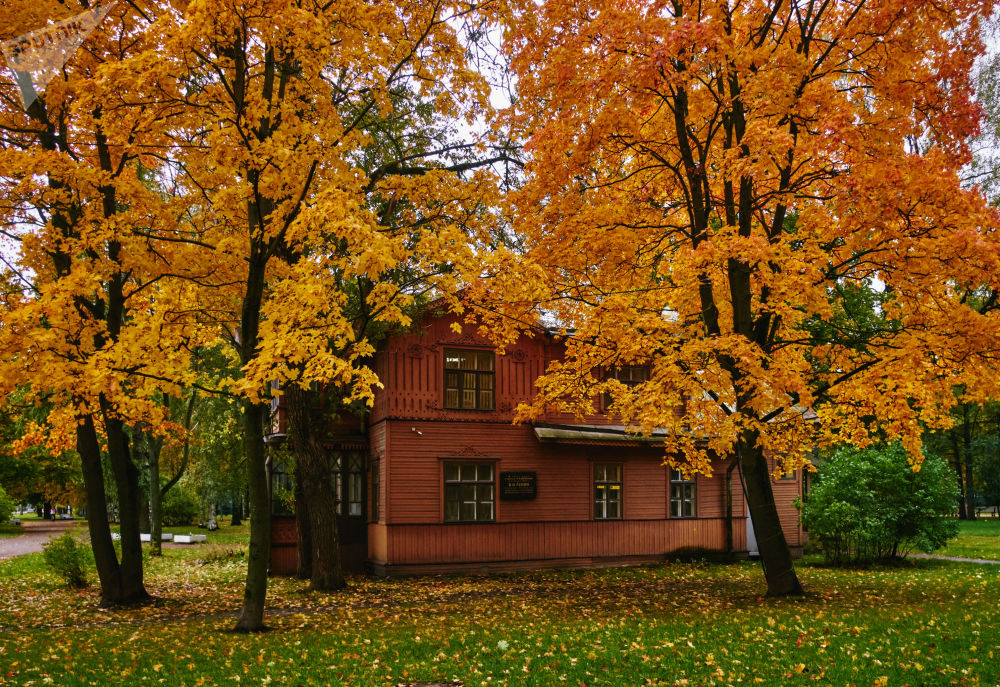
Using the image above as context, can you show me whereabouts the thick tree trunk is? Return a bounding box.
[294,478,311,579]
[77,414,150,605]
[285,384,346,591]
[739,434,803,597]
[78,415,125,602]
[101,399,150,604]
[235,401,271,632]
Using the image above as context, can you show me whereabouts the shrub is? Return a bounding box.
[42,530,93,587]
[800,443,959,565]
[0,485,15,523]
[161,486,200,526]
[197,543,247,564]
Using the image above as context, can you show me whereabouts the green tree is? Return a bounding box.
[801,444,959,565]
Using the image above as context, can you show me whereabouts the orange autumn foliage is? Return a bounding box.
[480,0,1000,475]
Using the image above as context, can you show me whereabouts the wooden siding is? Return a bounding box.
[380,518,744,568]
[269,516,298,576]
[378,420,740,525]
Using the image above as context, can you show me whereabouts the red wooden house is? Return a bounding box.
[268,310,805,576]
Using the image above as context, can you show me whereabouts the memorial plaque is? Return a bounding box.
[500,471,537,500]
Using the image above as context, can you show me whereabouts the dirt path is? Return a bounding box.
[907,552,1000,565]
[0,519,83,560]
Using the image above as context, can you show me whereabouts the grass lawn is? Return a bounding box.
[1,541,998,687]
[937,518,1000,561]
[0,523,23,539]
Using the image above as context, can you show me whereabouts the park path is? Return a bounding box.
[907,552,1000,565]
[0,519,82,560]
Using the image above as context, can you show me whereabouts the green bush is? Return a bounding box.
[161,486,200,526]
[0,485,15,523]
[42,530,93,587]
[800,443,959,565]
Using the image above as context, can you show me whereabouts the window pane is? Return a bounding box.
[350,453,364,471]
[460,464,477,481]
[479,502,494,521]
[445,464,459,482]
[610,465,622,481]
[445,484,460,502]
[461,501,476,521]
[445,501,459,521]
[445,389,459,408]
[460,484,476,501]
[478,484,494,502]
[349,502,362,516]
[445,352,461,369]
[463,389,476,408]
[478,464,493,481]
[479,373,493,390]
[595,464,606,482]
[607,500,620,519]
[460,353,475,370]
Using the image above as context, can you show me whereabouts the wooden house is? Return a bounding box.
[268,310,805,576]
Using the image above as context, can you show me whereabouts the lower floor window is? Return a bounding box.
[594,463,622,520]
[335,452,365,517]
[444,462,494,522]
[670,468,696,518]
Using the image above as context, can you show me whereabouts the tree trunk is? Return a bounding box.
[962,406,976,519]
[77,414,151,605]
[138,492,151,534]
[149,435,163,556]
[739,434,803,597]
[294,477,311,579]
[235,401,271,632]
[101,399,150,604]
[231,491,243,527]
[950,427,969,519]
[285,384,346,591]
[78,415,125,603]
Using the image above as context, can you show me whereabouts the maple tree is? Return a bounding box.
[0,0,209,604]
[85,0,500,627]
[479,0,1000,595]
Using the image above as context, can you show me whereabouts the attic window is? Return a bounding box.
[444,349,495,410]
[603,365,650,411]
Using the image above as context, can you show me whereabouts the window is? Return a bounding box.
[670,469,696,518]
[334,452,365,517]
[603,365,649,410]
[444,349,495,410]
[594,463,622,520]
[444,463,494,522]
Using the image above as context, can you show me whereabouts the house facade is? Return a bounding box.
[269,310,805,576]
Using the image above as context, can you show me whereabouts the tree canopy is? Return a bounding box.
[477,0,1000,594]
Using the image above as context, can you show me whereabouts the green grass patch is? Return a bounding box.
[937,518,1000,561]
[0,523,23,539]
[1,545,998,686]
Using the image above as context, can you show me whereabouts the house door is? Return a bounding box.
[335,450,368,572]
[746,504,759,558]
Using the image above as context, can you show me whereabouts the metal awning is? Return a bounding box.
[532,423,672,446]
